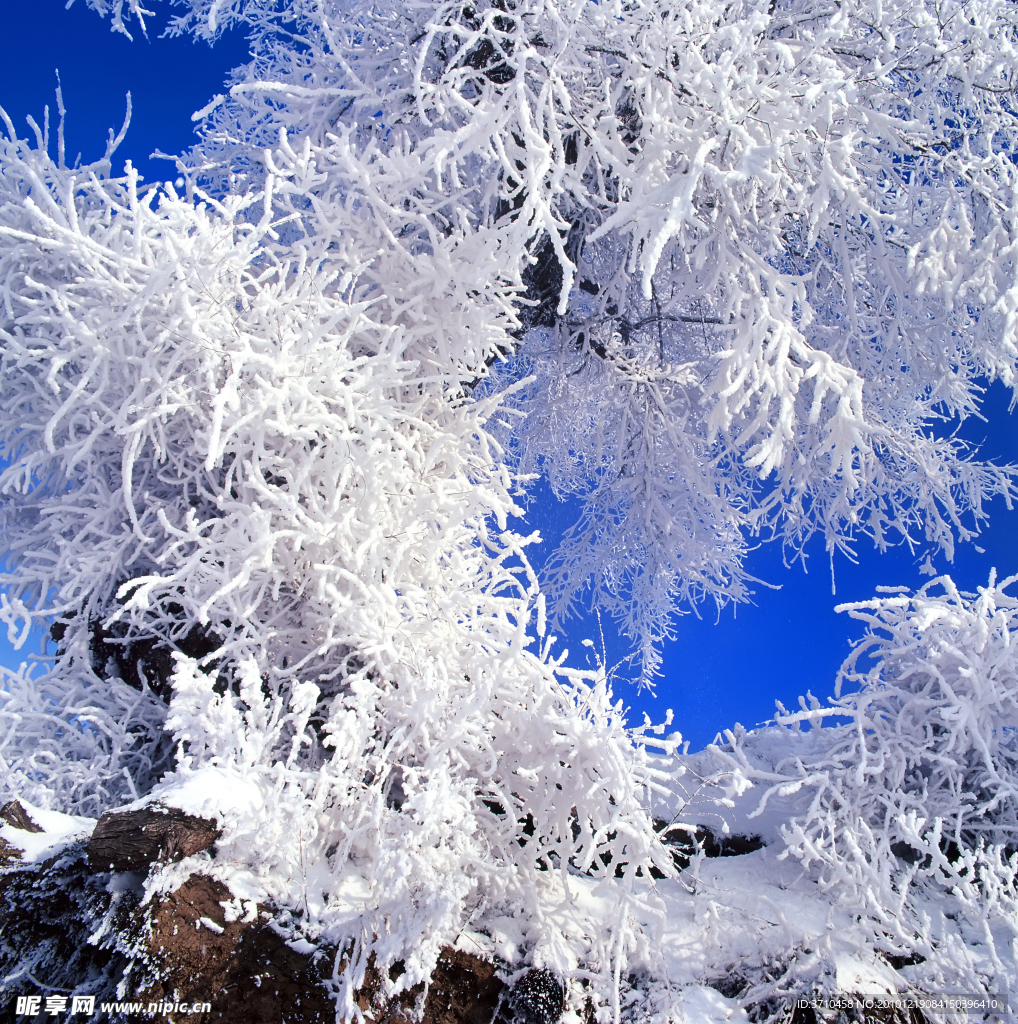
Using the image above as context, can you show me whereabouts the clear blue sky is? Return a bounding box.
[2,0,1016,750]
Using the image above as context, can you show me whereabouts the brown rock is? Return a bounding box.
[422,949,505,1024]
[332,946,506,1024]
[1,799,43,832]
[4,838,517,1024]
[136,874,335,1023]
[87,805,220,872]
[328,946,506,1024]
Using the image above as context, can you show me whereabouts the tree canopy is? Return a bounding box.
[160,0,1018,671]
[1,0,1017,1018]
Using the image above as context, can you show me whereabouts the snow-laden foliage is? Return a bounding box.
[3,1,1018,1019]
[83,0,1018,670]
[72,0,155,38]
[710,573,1018,1006]
[0,117,680,1014]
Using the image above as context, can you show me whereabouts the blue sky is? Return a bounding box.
[2,0,1016,750]
[534,381,1018,748]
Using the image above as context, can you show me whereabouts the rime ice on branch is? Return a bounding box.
[119,0,1018,673]
[2,0,1018,1019]
[0,52,676,1021]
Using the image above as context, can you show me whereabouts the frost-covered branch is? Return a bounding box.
[154,0,1018,671]
[718,573,1018,1003]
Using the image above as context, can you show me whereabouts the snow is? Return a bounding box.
[1,0,1017,1019]
[144,765,270,825]
[0,800,95,864]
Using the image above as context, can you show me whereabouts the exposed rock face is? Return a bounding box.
[0,822,918,1024]
[0,833,529,1024]
[131,875,336,1023]
[86,806,220,872]
[0,851,346,1022]
[0,844,130,1013]
[421,950,505,1024]
[653,819,764,871]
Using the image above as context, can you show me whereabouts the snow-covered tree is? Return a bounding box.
[712,572,1018,1009]
[1,0,1017,1019]
[0,100,683,1013]
[158,0,1018,670]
